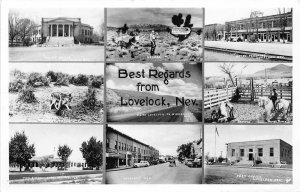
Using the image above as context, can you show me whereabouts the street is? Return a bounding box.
[205,165,292,184]
[106,161,202,184]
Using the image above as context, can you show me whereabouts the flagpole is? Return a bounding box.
[215,126,216,162]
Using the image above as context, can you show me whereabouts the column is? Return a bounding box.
[69,24,71,37]
[50,24,52,37]
[56,24,58,37]
[63,24,65,37]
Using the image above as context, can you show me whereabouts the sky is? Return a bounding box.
[106,63,202,99]
[107,8,203,28]
[109,124,201,156]
[10,8,104,33]
[10,124,103,162]
[10,63,104,76]
[205,8,291,25]
[204,125,292,159]
[205,62,293,77]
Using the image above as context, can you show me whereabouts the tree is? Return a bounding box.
[57,145,73,170]
[177,142,193,160]
[218,63,237,86]
[18,18,35,46]
[9,131,35,172]
[8,12,21,45]
[80,137,102,169]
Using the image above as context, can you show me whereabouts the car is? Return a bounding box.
[150,160,159,165]
[185,159,194,167]
[192,158,202,168]
[133,161,150,168]
[158,159,166,163]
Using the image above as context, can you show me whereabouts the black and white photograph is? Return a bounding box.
[9,63,104,123]
[204,8,292,61]
[9,124,103,184]
[106,8,203,62]
[204,125,292,184]
[106,62,202,122]
[9,8,104,61]
[204,62,292,123]
[106,124,202,184]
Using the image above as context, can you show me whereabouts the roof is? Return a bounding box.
[81,23,93,29]
[43,17,81,23]
[226,139,292,146]
[107,126,159,152]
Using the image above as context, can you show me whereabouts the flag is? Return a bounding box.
[215,126,219,137]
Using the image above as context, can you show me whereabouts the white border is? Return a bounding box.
[1,0,300,192]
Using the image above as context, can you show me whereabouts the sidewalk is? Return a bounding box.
[207,164,292,171]
[205,41,292,57]
[106,165,134,172]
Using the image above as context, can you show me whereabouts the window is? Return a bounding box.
[258,148,263,156]
[232,149,235,157]
[249,148,253,152]
[82,29,84,35]
[115,141,118,149]
[106,138,110,148]
[240,149,244,157]
[119,142,121,150]
[270,148,274,157]
[134,147,136,152]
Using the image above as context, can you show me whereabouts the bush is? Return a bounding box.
[90,75,104,88]
[83,87,97,109]
[27,72,49,87]
[9,79,25,92]
[18,86,37,103]
[46,71,57,82]
[71,74,89,86]
[54,72,69,86]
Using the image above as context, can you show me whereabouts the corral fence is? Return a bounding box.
[240,83,292,102]
[204,87,236,109]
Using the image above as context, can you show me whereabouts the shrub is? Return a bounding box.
[46,71,57,82]
[10,69,26,80]
[18,86,37,103]
[54,72,69,86]
[71,74,89,86]
[91,75,104,88]
[83,87,97,109]
[9,79,25,92]
[27,72,49,87]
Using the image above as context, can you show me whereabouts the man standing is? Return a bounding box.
[150,30,157,56]
[270,88,278,110]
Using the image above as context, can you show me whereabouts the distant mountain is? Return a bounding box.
[253,64,292,78]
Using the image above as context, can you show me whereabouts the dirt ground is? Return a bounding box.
[106,31,203,62]
[204,101,293,123]
[9,84,104,123]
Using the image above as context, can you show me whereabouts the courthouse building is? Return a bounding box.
[40,17,93,46]
[226,139,292,165]
[106,126,159,169]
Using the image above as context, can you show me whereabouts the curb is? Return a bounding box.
[206,164,292,171]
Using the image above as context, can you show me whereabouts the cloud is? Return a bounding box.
[162,63,184,71]
[107,80,136,91]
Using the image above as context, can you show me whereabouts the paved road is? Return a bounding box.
[109,106,189,122]
[205,165,292,184]
[10,170,102,180]
[106,161,202,184]
[9,46,104,61]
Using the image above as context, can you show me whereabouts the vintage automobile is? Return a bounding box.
[133,161,150,168]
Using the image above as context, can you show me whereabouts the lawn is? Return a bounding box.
[9,45,104,61]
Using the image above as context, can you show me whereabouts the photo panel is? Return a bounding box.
[106,62,202,122]
[204,62,292,123]
[204,125,292,184]
[106,8,204,62]
[9,62,104,123]
[105,124,202,184]
[204,8,293,62]
[9,8,104,62]
[9,124,103,184]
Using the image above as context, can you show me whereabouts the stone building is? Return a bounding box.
[226,139,292,165]
[106,126,159,169]
[41,17,93,46]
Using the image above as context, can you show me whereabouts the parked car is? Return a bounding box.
[133,161,150,168]
[150,160,159,165]
[192,158,202,168]
[158,159,166,163]
[185,159,194,167]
